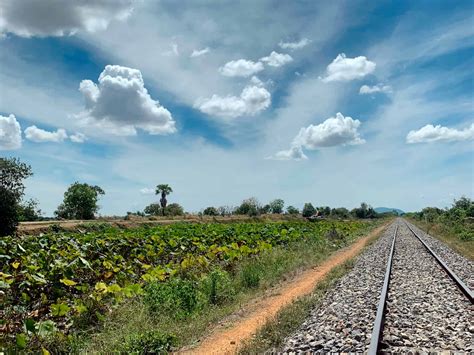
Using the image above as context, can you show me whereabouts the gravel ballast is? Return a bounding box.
[281,219,473,353]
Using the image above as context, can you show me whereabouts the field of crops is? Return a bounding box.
[0,220,370,350]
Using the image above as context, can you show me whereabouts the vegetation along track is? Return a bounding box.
[370,219,473,353]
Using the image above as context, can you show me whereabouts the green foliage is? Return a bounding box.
[0,186,19,236]
[124,331,177,353]
[144,278,200,319]
[286,206,299,215]
[55,182,105,220]
[0,158,33,236]
[164,203,184,216]
[235,197,261,216]
[144,203,161,216]
[316,206,331,216]
[302,203,316,217]
[239,262,261,288]
[18,198,42,221]
[201,268,235,305]
[330,207,350,219]
[203,206,218,216]
[269,199,285,214]
[351,202,377,219]
[0,219,368,346]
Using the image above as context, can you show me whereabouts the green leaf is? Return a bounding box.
[51,302,70,317]
[16,333,27,349]
[60,278,77,286]
[24,318,36,333]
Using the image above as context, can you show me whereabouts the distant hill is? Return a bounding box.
[374,207,405,215]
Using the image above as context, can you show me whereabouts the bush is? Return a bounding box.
[302,203,316,217]
[235,198,261,216]
[144,203,161,216]
[18,199,42,221]
[269,199,285,214]
[0,187,19,237]
[203,207,218,216]
[286,206,299,215]
[124,331,177,353]
[200,269,235,305]
[144,278,201,319]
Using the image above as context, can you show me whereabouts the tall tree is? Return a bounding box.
[156,184,173,216]
[0,158,33,236]
[55,182,105,220]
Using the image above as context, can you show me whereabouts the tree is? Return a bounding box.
[235,197,260,216]
[165,203,184,216]
[269,199,285,214]
[55,182,105,219]
[144,203,161,215]
[0,158,33,236]
[217,206,234,216]
[203,207,218,216]
[0,187,19,236]
[156,184,173,216]
[302,203,316,217]
[286,205,299,215]
[331,207,350,219]
[0,157,33,200]
[260,204,271,214]
[18,199,42,221]
[351,202,377,219]
[317,206,331,217]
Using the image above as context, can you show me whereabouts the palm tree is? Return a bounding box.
[156,184,173,216]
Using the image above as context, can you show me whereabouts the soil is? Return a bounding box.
[181,223,389,354]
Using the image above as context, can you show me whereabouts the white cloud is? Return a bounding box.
[195,85,271,119]
[70,132,87,143]
[140,187,155,195]
[294,112,365,149]
[25,125,68,143]
[163,43,179,56]
[322,53,376,82]
[77,65,176,136]
[278,38,311,50]
[0,114,21,150]
[359,84,392,95]
[219,59,264,77]
[406,123,474,143]
[0,0,134,38]
[266,145,307,161]
[190,47,210,58]
[260,51,293,67]
[250,76,264,87]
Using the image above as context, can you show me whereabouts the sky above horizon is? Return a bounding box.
[0,0,473,216]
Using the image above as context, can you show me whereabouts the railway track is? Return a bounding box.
[369,220,474,354]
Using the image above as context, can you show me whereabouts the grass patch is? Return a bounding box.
[238,259,355,354]
[408,219,474,260]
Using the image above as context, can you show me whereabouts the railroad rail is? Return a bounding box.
[368,220,474,355]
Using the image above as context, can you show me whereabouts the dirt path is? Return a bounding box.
[182,223,389,354]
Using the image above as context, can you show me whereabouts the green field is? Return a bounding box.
[0,219,377,352]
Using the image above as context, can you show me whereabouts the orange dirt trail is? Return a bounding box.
[182,222,389,355]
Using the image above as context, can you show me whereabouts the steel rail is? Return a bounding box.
[405,221,474,303]
[368,225,398,355]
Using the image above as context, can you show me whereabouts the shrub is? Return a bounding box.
[235,197,261,216]
[269,199,285,214]
[144,278,200,319]
[203,207,218,216]
[144,203,161,216]
[286,206,299,215]
[200,269,235,305]
[302,203,316,217]
[124,331,177,353]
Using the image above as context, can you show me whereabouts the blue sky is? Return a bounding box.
[0,0,473,216]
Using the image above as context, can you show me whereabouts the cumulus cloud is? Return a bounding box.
[278,38,311,50]
[77,65,176,135]
[140,187,155,195]
[268,113,365,161]
[322,53,376,82]
[70,132,87,143]
[260,51,293,67]
[294,113,366,148]
[0,114,21,150]
[190,47,210,58]
[406,123,474,143]
[359,84,392,95]
[195,85,271,119]
[25,125,68,143]
[219,59,264,77]
[266,145,307,161]
[250,76,264,86]
[0,0,134,38]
